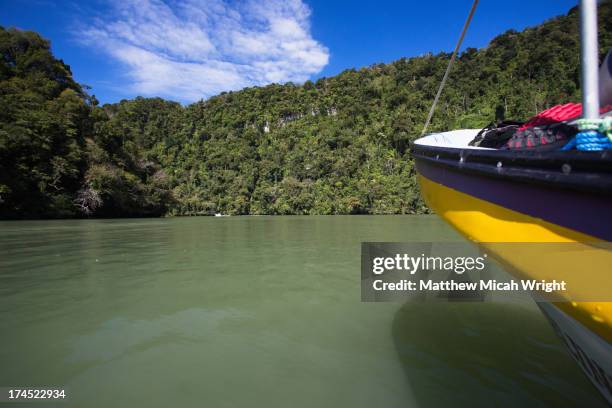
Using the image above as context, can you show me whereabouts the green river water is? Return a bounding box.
[0,216,606,407]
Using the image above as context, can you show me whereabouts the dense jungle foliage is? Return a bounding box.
[1,4,611,218]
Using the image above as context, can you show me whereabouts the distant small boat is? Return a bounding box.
[214,213,229,217]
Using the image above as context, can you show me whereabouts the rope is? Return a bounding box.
[421,0,479,136]
[561,117,612,151]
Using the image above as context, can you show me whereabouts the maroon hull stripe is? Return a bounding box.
[416,159,612,241]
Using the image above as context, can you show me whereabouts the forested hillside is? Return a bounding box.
[1,4,611,218]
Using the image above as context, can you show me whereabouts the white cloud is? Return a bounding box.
[79,0,329,103]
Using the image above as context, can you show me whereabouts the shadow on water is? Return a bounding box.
[391,301,608,407]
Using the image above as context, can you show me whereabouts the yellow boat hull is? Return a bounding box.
[417,173,612,401]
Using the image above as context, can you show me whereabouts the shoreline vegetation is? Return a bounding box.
[1,5,610,220]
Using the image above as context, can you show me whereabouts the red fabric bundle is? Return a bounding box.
[519,103,612,130]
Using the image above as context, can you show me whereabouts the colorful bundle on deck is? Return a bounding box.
[469,103,612,151]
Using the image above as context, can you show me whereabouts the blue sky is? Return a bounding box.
[1,0,578,104]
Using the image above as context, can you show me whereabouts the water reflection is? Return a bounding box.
[392,301,607,407]
[0,216,605,407]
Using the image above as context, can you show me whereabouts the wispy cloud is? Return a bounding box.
[79,0,329,103]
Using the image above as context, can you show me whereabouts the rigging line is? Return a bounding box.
[421,0,479,136]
